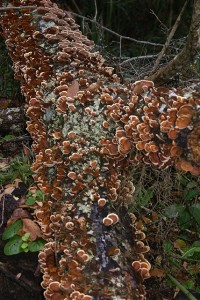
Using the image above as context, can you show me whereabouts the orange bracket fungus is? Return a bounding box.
[0,0,199,299]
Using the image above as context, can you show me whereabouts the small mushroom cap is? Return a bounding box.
[98,198,107,207]
[49,281,60,292]
[140,267,151,279]
[132,261,141,271]
[103,217,113,226]
[107,213,119,224]
[65,221,74,230]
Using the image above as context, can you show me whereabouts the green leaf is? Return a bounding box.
[192,241,200,247]
[35,190,44,201]
[2,134,15,142]
[163,240,173,253]
[183,189,200,201]
[189,204,200,225]
[178,209,192,230]
[136,188,154,206]
[21,242,29,249]
[25,196,36,205]
[183,279,195,289]
[2,220,23,240]
[177,174,188,186]
[186,181,198,189]
[28,238,46,252]
[163,204,184,218]
[21,232,30,241]
[182,246,200,259]
[3,235,23,255]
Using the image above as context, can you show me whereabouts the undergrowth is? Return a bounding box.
[0,155,33,185]
[130,165,200,298]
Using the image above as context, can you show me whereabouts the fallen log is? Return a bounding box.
[0,1,199,299]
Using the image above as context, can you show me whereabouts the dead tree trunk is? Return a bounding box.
[148,0,200,84]
[0,1,199,299]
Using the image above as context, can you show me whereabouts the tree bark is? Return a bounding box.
[148,0,200,84]
[0,1,199,299]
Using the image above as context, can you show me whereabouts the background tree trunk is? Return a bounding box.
[148,0,200,84]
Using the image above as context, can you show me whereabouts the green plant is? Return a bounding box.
[0,156,33,185]
[163,174,200,232]
[25,189,45,205]
[182,241,200,260]
[135,187,154,207]
[0,134,15,142]
[2,220,46,256]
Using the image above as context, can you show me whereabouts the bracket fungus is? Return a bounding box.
[0,0,199,299]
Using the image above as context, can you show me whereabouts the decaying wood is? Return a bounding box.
[0,0,199,299]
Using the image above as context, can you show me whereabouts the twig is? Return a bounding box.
[120,54,158,66]
[150,9,168,34]
[0,6,36,12]
[151,0,189,73]
[71,0,82,14]
[71,12,163,47]
[167,274,198,300]
[119,36,122,60]
[0,195,5,228]
[93,0,98,22]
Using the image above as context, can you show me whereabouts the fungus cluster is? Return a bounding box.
[0,0,199,299]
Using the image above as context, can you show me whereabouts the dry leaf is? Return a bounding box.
[151,211,158,221]
[141,215,152,224]
[22,143,31,164]
[173,239,187,249]
[7,208,30,225]
[150,268,165,277]
[4,186,15,195]
[0,161,9,170]
[13,178,22,188]
[22,218,43,241]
